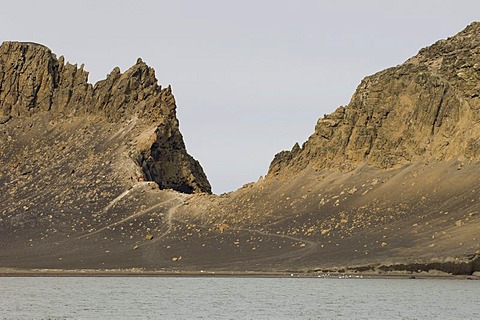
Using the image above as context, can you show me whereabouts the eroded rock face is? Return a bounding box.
[1,25,480,273]
[268,22,480,177]
[138,106,213,194]
[0,41,211,194]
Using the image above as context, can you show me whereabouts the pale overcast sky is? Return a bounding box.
[1,1,479,193]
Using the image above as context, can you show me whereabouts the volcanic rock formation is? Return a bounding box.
[1,24,480,275]
[269,22,480,176]
[0,41,211,194]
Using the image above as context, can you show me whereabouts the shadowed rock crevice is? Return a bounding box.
[137,126,212,194]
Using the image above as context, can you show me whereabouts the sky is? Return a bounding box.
[1,0,480,193]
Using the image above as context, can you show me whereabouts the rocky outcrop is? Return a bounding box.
[2,25,480,273]
[377,254,480,275]
[0,41,211,194]
[268,22,480,177]
[138,103,213,194]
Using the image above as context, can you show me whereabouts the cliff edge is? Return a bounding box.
[0,41,211,194]
[1,24,480,274]
[268,22,480,177]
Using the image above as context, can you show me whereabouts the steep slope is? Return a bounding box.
[269,22,480,176]
[177,22,480,273]
[0,41,211,194]
[1,24,480,275]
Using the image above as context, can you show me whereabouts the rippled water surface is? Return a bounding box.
[1,276,479,319]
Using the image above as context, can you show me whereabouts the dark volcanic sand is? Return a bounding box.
[1,116,479,275]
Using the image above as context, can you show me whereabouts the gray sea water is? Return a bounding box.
[0,276,479,319]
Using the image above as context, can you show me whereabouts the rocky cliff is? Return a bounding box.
[268,22,480,177]
[1,24,480,275]
[0,41,211,194]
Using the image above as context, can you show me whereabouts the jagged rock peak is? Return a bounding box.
[0,41,172,122]
[0,42,59,119]
[0,41,212,194]
[268,22,480,177]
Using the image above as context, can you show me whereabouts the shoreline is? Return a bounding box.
[1,268,478,280]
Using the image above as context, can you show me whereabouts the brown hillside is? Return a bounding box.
[1,24,480,275]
